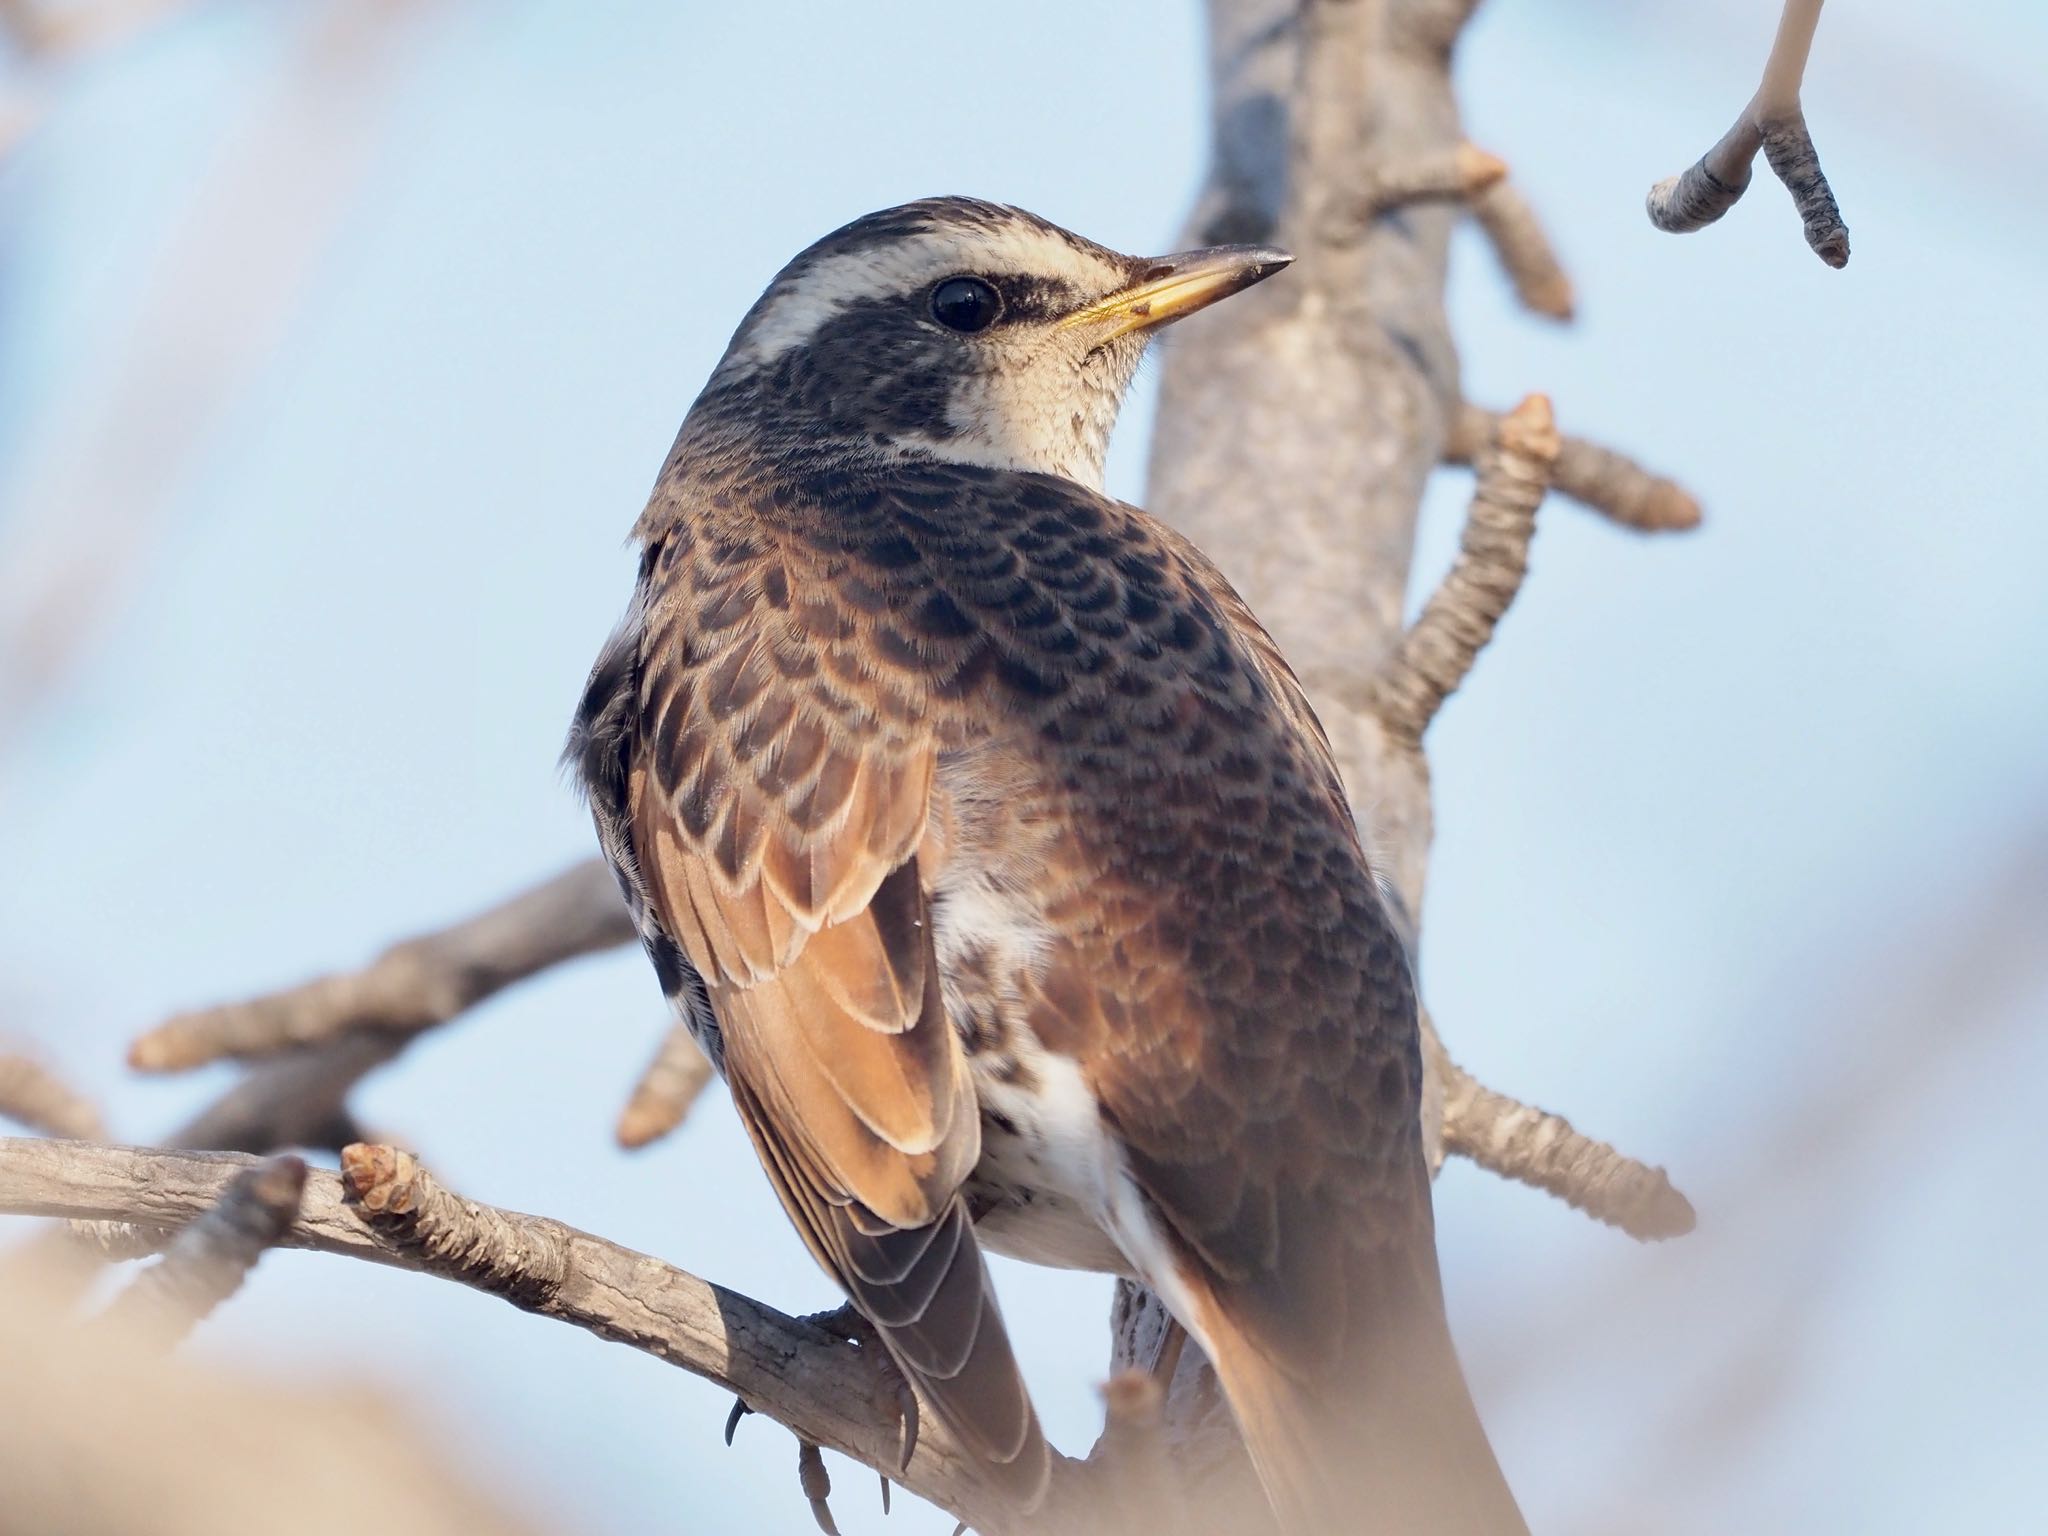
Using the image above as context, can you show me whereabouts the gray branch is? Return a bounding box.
[1646,0,1850,267]
[1472,179,1575,320]
[131,860,634,1072]
[1447,402,1701,534]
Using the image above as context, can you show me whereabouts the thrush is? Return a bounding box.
[569,197,1524,1534]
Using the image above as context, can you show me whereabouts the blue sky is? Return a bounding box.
[3,2,2044,1531]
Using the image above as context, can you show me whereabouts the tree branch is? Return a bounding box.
[0,1050,105,1140]
[0,1136,1071,1536]
[1447,402,1701,534]
[1646,0,1849,267]
[615,1020,717,1150]
[130,860,633,1072]
[1471,179,1575,320]
[1438,1052,1695,1240]
[1368,393,1560,746]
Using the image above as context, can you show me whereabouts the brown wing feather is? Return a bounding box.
[625,521,1047,1503]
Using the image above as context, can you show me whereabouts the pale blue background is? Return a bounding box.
[3,2,2043,1531]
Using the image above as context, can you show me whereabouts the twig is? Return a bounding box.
[131,861,634,1071]
[1471,180,1574,320]
[1353,142,1506,221]
[96,1154,308,1345]
[1368,394,1560,744]
[616,1021,716,1149]
[1437,1051,1695,1241]
[0,1136,1063,1535]
[169,1035,393,1154]
[1447,402,1701,533]
[0,1051,105,1140]
[1646,0,1849,267]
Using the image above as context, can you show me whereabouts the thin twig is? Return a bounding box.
[1437,1053,1695,1241]
[1352,142,1505,221]
[131,860,634,1071]
[1471,180,1574,320]
[1447,402,1701,533]
[616,1021,716,1149]
[95,1154,308,1345]
[1646,0,1849,267]
[0,1051,105,1140]
[1368,394,1560,744]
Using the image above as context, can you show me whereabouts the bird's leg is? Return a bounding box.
[1150,1318,1189,1387]
[800,1301,922,1472]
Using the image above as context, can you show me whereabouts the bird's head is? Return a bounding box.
[698,197,1291,489]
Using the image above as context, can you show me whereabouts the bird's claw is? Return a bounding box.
[797,1440,839,1536]
[798,1302,920,1471]
[723,1396,752,1446]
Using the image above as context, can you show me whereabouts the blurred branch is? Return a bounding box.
[132,861,633,1072]
[0,1049,105,1139]
[1471,180,1575,320]
[0,1135,1094,1536]
[96,1153,306,1346]
[1447,402,1701,534]
[615,1020,716,1149]
[1,1237,543,1536]
[1646,0,1849,267]
[1439,1054,1695,1240]
[0,0,195,59]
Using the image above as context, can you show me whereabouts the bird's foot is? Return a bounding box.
[799,1302,921,1472]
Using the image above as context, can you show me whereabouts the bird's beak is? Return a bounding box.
[1061,245,1293,343]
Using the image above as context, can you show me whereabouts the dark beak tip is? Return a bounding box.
[1244,247,1293,283]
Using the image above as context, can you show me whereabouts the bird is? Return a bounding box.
[567,196,1525,1535]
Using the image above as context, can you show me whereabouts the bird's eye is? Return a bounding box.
[930,276,1002,333]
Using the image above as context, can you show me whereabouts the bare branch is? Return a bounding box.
[96,1154,308,1345]
[616,1020,716,1149]
[1646,0,1849,267]
[1369,393,1560,745]
[1437,1053,1695,1241]
[1351,142,1506,221]
[0,1136,1066,1535]
[131,861,633,1072]
[0,1050,105,1140]
[1471,180,1574,320]
[1447,402,1701,534]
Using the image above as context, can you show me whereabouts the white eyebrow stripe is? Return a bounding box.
[732,227,1121,365]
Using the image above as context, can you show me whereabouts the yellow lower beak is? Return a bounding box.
[1062,245,1293,342]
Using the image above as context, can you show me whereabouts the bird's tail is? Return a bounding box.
[1189,1244,1527,1536]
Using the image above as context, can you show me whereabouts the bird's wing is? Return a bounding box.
[623,523,1047,1502]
